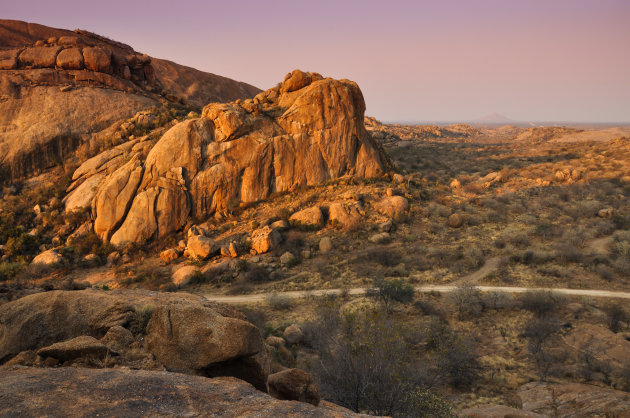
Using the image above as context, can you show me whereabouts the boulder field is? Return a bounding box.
[66,69,386,246]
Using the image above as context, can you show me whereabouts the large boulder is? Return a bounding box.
[18,46,61,68]
[31,249,63,266]
[374,195,409,220]
[328,202,362,230]
[251,226,282,255]
[145,304,269,390]
[268,368,321,406]
[84,70,385,244]
[82,46,112,73]
[56,47,83,70]
[186,234,218,259]
[0,48,20,70]
[171,265,200,287]
[0,368,365,417]
[289,206,325,228]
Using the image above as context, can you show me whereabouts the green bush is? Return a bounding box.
[367,277,415,311]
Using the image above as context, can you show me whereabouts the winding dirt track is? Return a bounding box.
[203,285,630,304]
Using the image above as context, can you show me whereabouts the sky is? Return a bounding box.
[3,0,630,122]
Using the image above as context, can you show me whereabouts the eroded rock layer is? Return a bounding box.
[78,70,385,245]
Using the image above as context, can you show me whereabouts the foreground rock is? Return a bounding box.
[0,289,260,385]
[82,69,385,245]
[0,367,366,417]
[146,303,268,390]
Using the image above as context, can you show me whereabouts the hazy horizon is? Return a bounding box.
[4,0,629,123]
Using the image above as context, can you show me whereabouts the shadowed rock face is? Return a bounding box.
[0,368,368,417]
[0,19,260,181]
[78,69,385,246]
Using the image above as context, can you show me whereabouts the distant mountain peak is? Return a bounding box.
[473,112,514,124]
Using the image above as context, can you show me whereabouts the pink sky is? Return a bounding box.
[4,0,630,122]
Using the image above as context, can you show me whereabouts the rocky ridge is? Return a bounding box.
[0,19,260,181]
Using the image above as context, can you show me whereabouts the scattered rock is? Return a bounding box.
[268,368,321,406]
[392,173,405,183]
[319,237,333,253]
[270,219,290,231]
[100,326,134,353]
[81,253,100,266]
[265,336,285,348]
[368,232,391,244]
[187,235,217,259]
[280,252,296,265]
[282,324,303,345]
[172,265,200,287]
[448,213,463,228]
[386,187,394,197]
[66,221,93,246]
[36,336,110,362]
[221,242,238,258]
[31,249,62,266]
[598,208,613,219]
[374,196,409,220]
[328,202,362,230]
[160,248,179,264]
[450,179,461,188]
[251,226,281,255]
[289,206,325,228]
[378,220,393,232]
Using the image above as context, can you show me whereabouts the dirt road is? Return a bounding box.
[203,285,630,304]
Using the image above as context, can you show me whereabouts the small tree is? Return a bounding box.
[448,284,483,320]
[367,277,414,312]
[522,317,561,380]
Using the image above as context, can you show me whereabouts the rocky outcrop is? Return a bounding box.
[80,70,384,245]
[0,19,260,181]
[0,368,366,417]
[0,290,247,366]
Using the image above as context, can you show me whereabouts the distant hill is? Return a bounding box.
[472,112,515,125]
